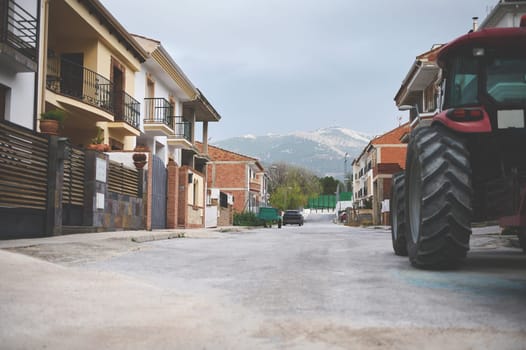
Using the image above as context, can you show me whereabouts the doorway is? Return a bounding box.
[60,53,84,99]
[111,58,125,120]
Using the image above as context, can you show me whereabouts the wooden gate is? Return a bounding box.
[62,145,85,226]
[150,155,167,229]
[0,121,49,238]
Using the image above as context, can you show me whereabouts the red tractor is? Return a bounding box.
[391,17,526,269]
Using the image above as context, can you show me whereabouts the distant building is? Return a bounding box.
[352,123,410,225]
[197,143,267,214]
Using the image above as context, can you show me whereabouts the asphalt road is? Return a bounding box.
[1,213,526,349]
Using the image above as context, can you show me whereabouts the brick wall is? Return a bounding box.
[212,163,246,188]
[230,189,248,213]
[178,166,189,227]
[218,205,233,226]
[207,162,249,213]
[166,159,179,229]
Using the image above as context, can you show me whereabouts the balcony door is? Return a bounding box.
[146,76,155,121]
[111,58,125,120]
[60,53,84,99]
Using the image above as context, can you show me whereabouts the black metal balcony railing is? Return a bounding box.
[0,0,37,61]
[115,90,140,129]
[174,116,192,142]
[46,58,140,129]
[144,98,174,130]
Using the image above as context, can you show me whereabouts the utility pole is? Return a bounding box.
[344,153,349,192]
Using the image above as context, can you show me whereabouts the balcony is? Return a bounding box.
[0,0,37,72]
[167,116,192,148]
[46,57,140,129]
[143,97,174,136]
[249,179,261,193]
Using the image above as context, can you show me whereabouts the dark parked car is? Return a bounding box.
[282,210,304,226]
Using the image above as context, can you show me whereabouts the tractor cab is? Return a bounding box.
[434,17,526,133]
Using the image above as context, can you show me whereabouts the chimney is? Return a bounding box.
[472,16,479,31]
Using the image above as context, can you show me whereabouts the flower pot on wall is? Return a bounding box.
[39,109,66,135]
[39,119,59,135]
[133,152,147,169]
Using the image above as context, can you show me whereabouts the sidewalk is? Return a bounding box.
[0,226,250,249]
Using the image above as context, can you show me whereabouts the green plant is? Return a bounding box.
[91,127,104,144]
[233,212,263,226]
[40,108,66,125]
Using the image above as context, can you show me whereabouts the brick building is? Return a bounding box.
[352,122,410,225]
[197,143,267,214]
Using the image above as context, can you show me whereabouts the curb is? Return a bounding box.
[130,232,185,243]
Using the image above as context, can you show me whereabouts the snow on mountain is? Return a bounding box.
[214,127,371,179]
[291,127,371,157]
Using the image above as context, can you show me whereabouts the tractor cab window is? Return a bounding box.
[446,56,479,108]
[486,57,526,105]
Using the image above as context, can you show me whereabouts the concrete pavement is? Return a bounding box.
[0,226,247,249]
[1,219,525,349]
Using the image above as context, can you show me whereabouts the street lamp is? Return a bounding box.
[344,152,349,192]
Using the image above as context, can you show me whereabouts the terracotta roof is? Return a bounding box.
[371,122,410,145]
[352,122,410,165]
[195,142,264,170]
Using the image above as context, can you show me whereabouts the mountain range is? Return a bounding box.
[214,127,371,179]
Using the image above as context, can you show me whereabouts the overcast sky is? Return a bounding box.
[101,0,498,141]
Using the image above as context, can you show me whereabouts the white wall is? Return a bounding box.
[135,68,147,131]
[136,60,187,166]
[494,11,526,28]
[0,70,36,129]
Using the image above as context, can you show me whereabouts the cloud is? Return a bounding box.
[101,0,497,140]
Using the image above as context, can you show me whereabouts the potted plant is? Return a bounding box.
[40,108,66,135]
[87,127,110,152]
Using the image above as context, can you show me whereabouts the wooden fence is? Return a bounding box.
[62,146,85,206]
[108,161,140,197]
[0,121,48,210]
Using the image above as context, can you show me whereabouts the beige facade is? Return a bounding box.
[40,0,147,150]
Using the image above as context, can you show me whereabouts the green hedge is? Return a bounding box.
[233,212,263,226]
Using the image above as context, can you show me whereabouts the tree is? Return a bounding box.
[319,176,342,195]
[267,163,320,210]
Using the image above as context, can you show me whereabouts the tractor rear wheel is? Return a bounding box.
[390,172,408,256]
[405,125,472,269]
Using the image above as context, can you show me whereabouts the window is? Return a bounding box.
[486,58,526,104]
[220,192,228,208]
[446,56,479,107]
[146,76,155,99]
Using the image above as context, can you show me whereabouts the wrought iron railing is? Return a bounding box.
[46,57,140,129]
[144,98,174,130]
[174,116,192,142]
[115,90,140,129]
[0,0,37,61]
